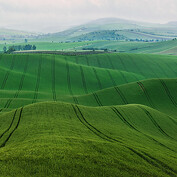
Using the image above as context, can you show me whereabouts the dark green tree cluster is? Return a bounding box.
[4,44,37,54]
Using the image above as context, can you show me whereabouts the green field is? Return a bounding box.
[0,53,177,176]
[1,39,177,55]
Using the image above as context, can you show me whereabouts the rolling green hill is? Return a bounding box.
[0,53,177,176]
[78,39,177,55]
[37,18,177,42]
[1,39,177,55]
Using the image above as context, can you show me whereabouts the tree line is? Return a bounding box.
[3,44,37,53]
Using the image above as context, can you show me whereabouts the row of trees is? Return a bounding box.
[3,44,37,53]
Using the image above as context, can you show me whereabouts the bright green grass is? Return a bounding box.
[0,53,177,176]
[0,41,95,52]
[1,39,177,55]
[76,40,177,55]
[0,102,177,176]
[0,53,176,112]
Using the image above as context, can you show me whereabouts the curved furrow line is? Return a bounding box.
[119,71,128,83]
[0,54,3,62]
[114,86,128,104]
[32,56,42,104]
[107,70,116,86]
[73,105,122,143]
[137,81,155,108]
[142,151,177,176]
[92,93,102,106]
[75,57,79,64]
[111,107,137,130]
[74,105,176,172]
[0,56,29,112]
[1,56,16,90]
[85,56,90,66]
[117,54,139,81]
[138,106,172,138]
[127,147,177,177]
[0,107,23,148]
[51,55,57,101]
[92,68,102,90]
[125,54,146,78]
[143,58,159,78]
[106,54,115,70]
[0,110,17,139]
[159,79,177,107]
[65,58,78,104]
[154,61,169,78]
[116,107,176,152]
[165,62,177,76]
[96,56,101,68]
[80,66,88,94]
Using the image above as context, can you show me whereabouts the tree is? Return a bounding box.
[7,46,16,54]
[3,46,7,53]
[25,39,28,43]
[32,45,37,50]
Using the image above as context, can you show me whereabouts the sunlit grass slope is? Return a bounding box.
[0,53,176,112]
[64,78,177,118]
[0,102,177,177]
[0,53,177,176]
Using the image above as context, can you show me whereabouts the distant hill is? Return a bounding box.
[0,28,37,42]
[167,21,177,26]
[37,18,177,42]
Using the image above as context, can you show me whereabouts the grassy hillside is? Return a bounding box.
[79,39,177,55]
[0,53,177,176]
[0,53,176,112]
[37,18,177,42]
[1,39,177,55]
[0,102,177,176]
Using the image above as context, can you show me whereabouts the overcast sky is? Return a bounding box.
[0,0,177,33]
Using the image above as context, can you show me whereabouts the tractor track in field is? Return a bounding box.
[125,54,145,78]
[165,62,177,76]
[72,104,122,143]
[65,58,78,104]
[111,106,177,174]
[115,106,176,151]
[111,107,137,130]
[119,71,128,83]
[92,93,102,106]
[32,56,42,104]
[0,54,3,62]
[73,104,176,174]
[114,86,128,104]
[138,106,172,138]
[0,110,17,140]
[137,81,155,108]
[107,70,116,86]
[116,54,139,81]
[92,68,102,90]
[127,147,177,177]
[106,54,115,70]
[142,58,159,78]
[0,56,29,112]
[159,79,177,107]
[52,56,57,101]
[80,66,88,94]
[141,151,177,176]
[96,56,101,68]
[1,56,16,90]
[3,56,29,111]
[0,107,23,148]
[85,56,90,66]
[75,57,79,64]
[154,61,169,78]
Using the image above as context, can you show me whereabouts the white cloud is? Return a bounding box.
[0,0,177,32]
